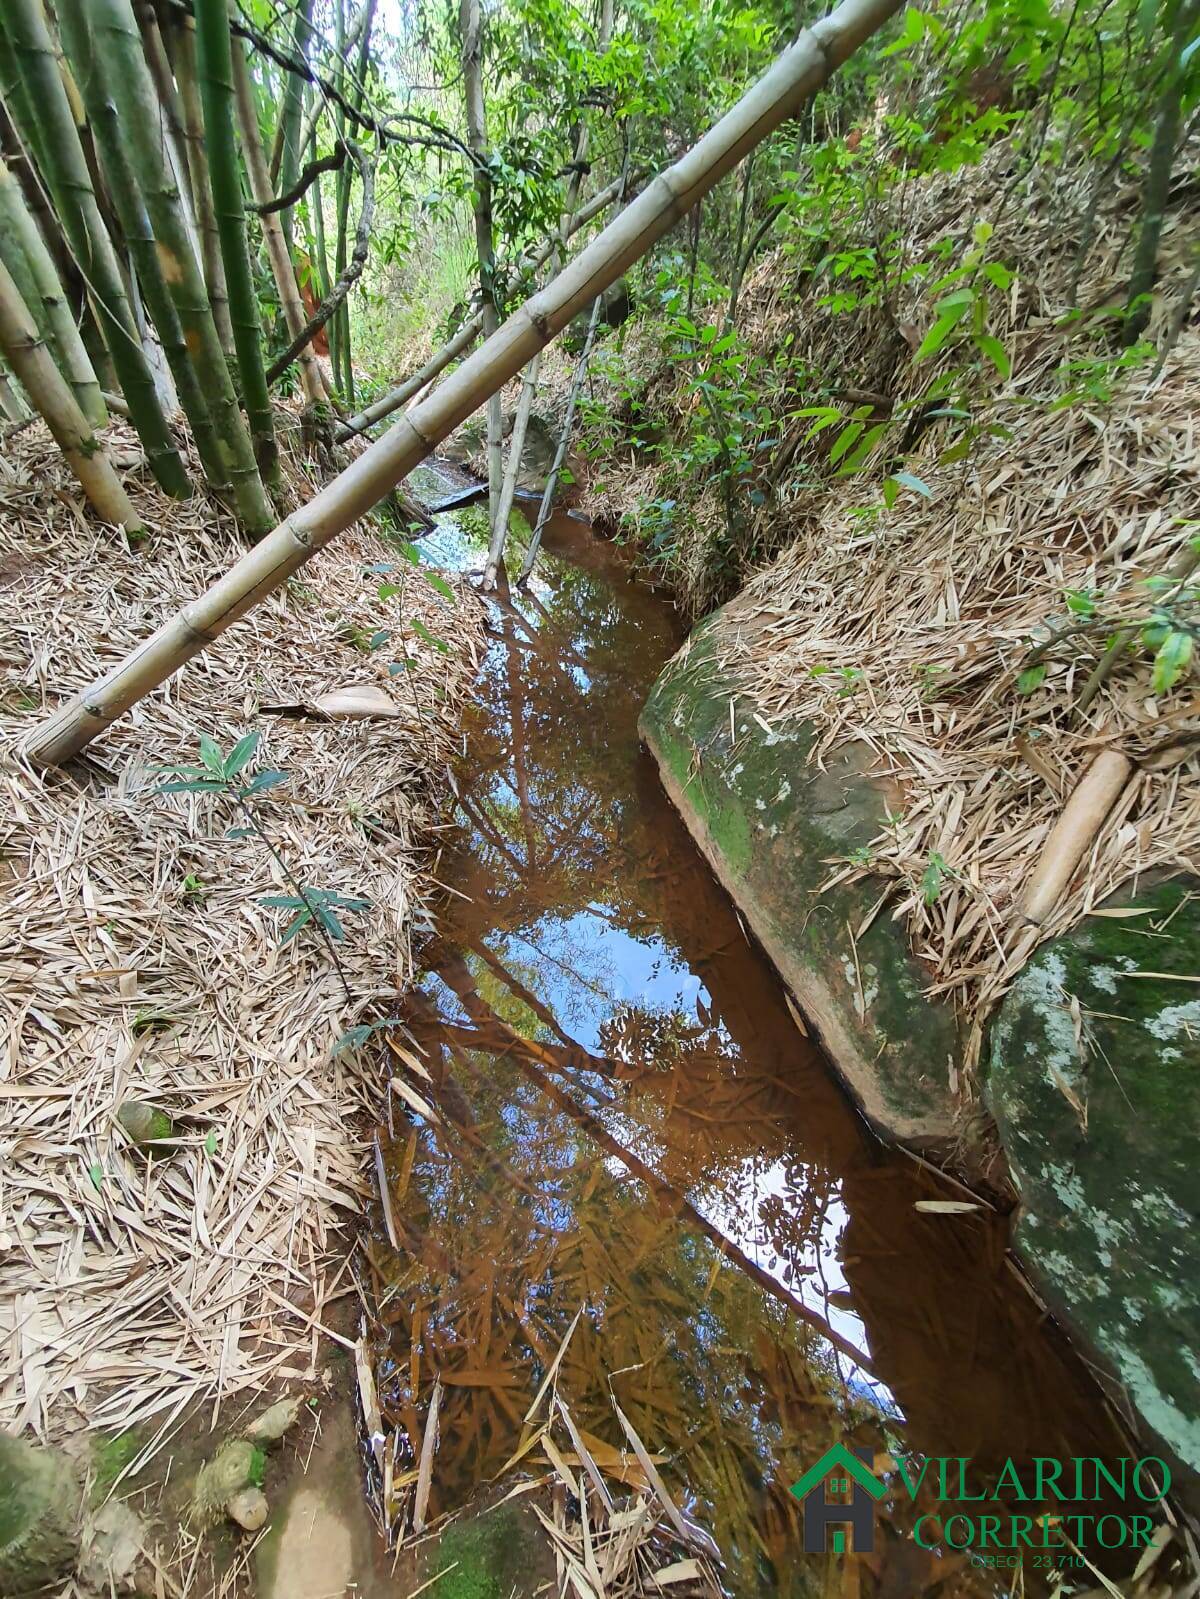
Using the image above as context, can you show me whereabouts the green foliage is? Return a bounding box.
[258,886,370,945]
[155,734,369,987]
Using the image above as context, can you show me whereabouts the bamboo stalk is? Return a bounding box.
[134,0,202,266]
[265,141,372,384]
[0,254,142,532]
[1,0,190,496]
[173,10,235,359]
[460,0,503,522]
[0,364,30,421]
[277,0,314,254]
[230,37,328,407]
[516,290,606,588]
[482,1,613,587]
[482,350,543,585]
[0,155,106,427]
[334,175,628,440]
[331,0,377,401]
[61,0,274,537]
[25,0,904,768]
[191,0,277,484]
[1022,750,1134,925]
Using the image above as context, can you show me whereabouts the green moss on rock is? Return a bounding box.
[640,614,963,1146]
[0,1432,83,1594]
[986,877,1200,1481]
[434,1506,540,1599]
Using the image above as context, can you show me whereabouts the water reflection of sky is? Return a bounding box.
[408,465,901,1415]
[381,467,1123,1597]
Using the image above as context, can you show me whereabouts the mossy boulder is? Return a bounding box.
[986,876,1200,1483]
[0,1432,83,1594]
[639,612,964,1146]
[190,1439,264,1529]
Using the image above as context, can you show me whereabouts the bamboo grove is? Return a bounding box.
[0,0,680,556]
[0,0,477,538]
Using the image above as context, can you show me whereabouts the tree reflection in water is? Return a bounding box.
[363,495,1128,1598]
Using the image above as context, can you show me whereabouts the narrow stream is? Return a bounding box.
[366,468,1127,1595]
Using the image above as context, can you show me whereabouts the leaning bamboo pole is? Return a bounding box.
[0,0,190,497]
[334,175,628,440]
[25,0,902,768]
[191,0,277,483]
[229,37,328,407]
[0,155,106,427]
[0,255,142,533]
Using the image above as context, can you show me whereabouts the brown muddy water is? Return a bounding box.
[364,467,1133,1597]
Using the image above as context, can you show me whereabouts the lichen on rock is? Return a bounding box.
[986,876,1200,1486]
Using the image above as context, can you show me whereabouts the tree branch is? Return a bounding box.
[266,140,372,384]
[161,0,474,164]
[254,140,346,214]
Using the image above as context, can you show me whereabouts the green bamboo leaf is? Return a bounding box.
[199,733,224,774]
[915,299,970,361]
[974,333,1011,379]
[410,618,450,653]
[1152,630,1194,694]
[240,770,289,796]
[422,571,455,603]
[225,730,260,777]
[1017,664,1047,694]
[921,853,949,905]
[278,908,313,946]
[829,421,865,465]
[837,422,888,473]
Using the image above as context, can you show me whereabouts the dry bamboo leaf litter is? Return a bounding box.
[541,138,1200,1081]
[0,408,485,1446]
[701,149,1200,1071]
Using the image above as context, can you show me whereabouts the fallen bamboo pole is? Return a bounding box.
[25,0,902,769]
[333,174,633,441]
[1022,748,1134,925]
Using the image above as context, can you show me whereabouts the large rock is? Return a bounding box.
[986,876,1200,1482]
[639,613,964,1147]
[0,1432,83,1594]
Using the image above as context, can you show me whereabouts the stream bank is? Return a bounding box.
[350,467,1177,1596]
[641,603,1200,1502]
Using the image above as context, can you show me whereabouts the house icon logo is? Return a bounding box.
[789,1443,886,1554]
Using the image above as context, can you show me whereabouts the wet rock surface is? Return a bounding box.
[639,611,965,1148]
[986,875,1200,1487]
